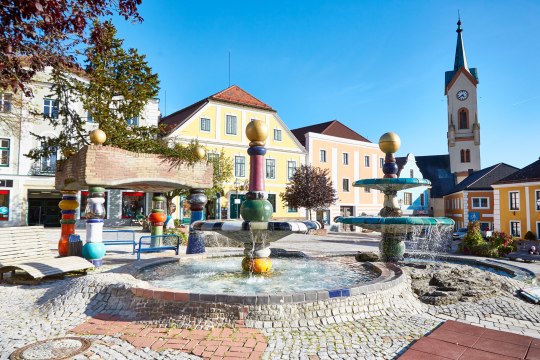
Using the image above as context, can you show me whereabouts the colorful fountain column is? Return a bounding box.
[240,120,274,273]
[58,191,79,256]
[186,145,208,254]
[80,129,107,267]
[149,194,166,247]
[379,132,402,218]
[81,186,107,266]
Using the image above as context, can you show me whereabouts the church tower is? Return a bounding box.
[445,18,481,184]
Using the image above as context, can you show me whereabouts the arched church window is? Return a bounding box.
[465,149,470,163]
[458,108,468,129]
[460,149,465,163]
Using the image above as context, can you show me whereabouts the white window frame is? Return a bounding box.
[364,155,370,167]
[404,192,412,205]
[537,222,540,240]
[0,94,12,113]
[226,115,237,135]
[273,129,282,141]
[200,117,211,132]
[126,116,139,126]
[43,98,59,118]
[320,149,327,163]
[234,156,245,177]
[471,197,490,209]
[0,138,10,167]
[420,193,425,206]
[510,220,521,238]
[266,159,276,179]
[342,178,350,192]
[287,161,297,180]
[379,158,384,168]
[509,191,520,211]
[535,190,540,211]
[342,153,349,165]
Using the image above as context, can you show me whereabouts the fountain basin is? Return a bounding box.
[127,253,420,328]
[354,178,432,191]
[335,216,454,232]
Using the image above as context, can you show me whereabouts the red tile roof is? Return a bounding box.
[210,85,274,111]
[160,85,274,135]
[291,120,371,146]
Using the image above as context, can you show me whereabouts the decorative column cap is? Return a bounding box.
[379,132,401,154]
[246,120,268,147]
[89,129,107,145]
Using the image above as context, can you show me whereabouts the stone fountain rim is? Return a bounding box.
[128,252,406,305]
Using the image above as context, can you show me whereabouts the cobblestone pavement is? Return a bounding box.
[1,229,539,359]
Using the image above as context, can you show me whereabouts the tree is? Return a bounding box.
[280,165,337,220]
[26,21,166,160]
[0,0,142,95]
[163,149,234,216]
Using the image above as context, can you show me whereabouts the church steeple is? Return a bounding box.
[454,17,468,71]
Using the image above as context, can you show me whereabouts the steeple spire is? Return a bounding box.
[454,15,468,71]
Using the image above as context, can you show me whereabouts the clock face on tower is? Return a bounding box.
[456,90,469,101]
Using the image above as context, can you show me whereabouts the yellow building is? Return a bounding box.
[160,85,306,220]
[443,163,518,231]
[291,120,384,230]
[493,159,540,239]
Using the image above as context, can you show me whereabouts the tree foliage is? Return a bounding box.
[280,165,337,219]
[0,0,142,95]
[25,21,168,160]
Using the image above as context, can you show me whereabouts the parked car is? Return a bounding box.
[453,228,467,240]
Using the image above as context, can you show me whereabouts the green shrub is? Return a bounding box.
[490,231,512,248]
[524,231,536,240]
[163,228,188,246]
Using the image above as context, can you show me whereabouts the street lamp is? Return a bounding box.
[234,178,241,219]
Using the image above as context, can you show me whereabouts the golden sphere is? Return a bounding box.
[195,145,206,160]
[245,120,268,143]
[89,129,107,145]
[378,132,401,154]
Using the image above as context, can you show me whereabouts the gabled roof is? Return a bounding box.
[446,163,519,195]
[290,120,371,146]
[160,85,275,135]
[494,158,540,185]
[409,154,455,198]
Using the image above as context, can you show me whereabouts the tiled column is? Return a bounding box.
[58,191,78,256]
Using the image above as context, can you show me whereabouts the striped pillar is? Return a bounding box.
[149,194,166,247]
[81,186,106,267]
[58,191,79,257]
[186,189,207,254]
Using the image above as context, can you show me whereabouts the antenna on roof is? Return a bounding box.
[228,51,231,87]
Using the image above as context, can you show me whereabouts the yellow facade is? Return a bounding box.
[166,101,306,220]
[444,190,495,231]
[444,192,465,229]
[303,132,384,226]
[494,182,540,239]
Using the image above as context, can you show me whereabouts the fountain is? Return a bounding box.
[191,120,320,273]
[335,132,455,262]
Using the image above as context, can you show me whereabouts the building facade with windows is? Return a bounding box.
[443,163,518,231]
[0,67,160,227]
[160,85,306,220]
[493,159,540,239]
[395,153,430,216]
[291,120,384,230]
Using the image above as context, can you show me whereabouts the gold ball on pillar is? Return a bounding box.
[89,129,107,145]
[194,145,206,160]
[378,132,401,154]
[246,120,268,146]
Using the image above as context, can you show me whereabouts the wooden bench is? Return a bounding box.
[102,229,137,254]
[136,234,180,260]
[0,227,94,280]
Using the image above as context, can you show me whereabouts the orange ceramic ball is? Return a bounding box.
[148,212,167,223]
[242,257,273,273]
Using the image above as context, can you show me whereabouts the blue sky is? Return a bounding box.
[113,0,540,168]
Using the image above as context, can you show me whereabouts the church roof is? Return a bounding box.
[445,18,479,90]
[495,158,540,185]
[291,120,371,146]
[445,163,519,195]
[160,85,275,135]
[401,154,455,198]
